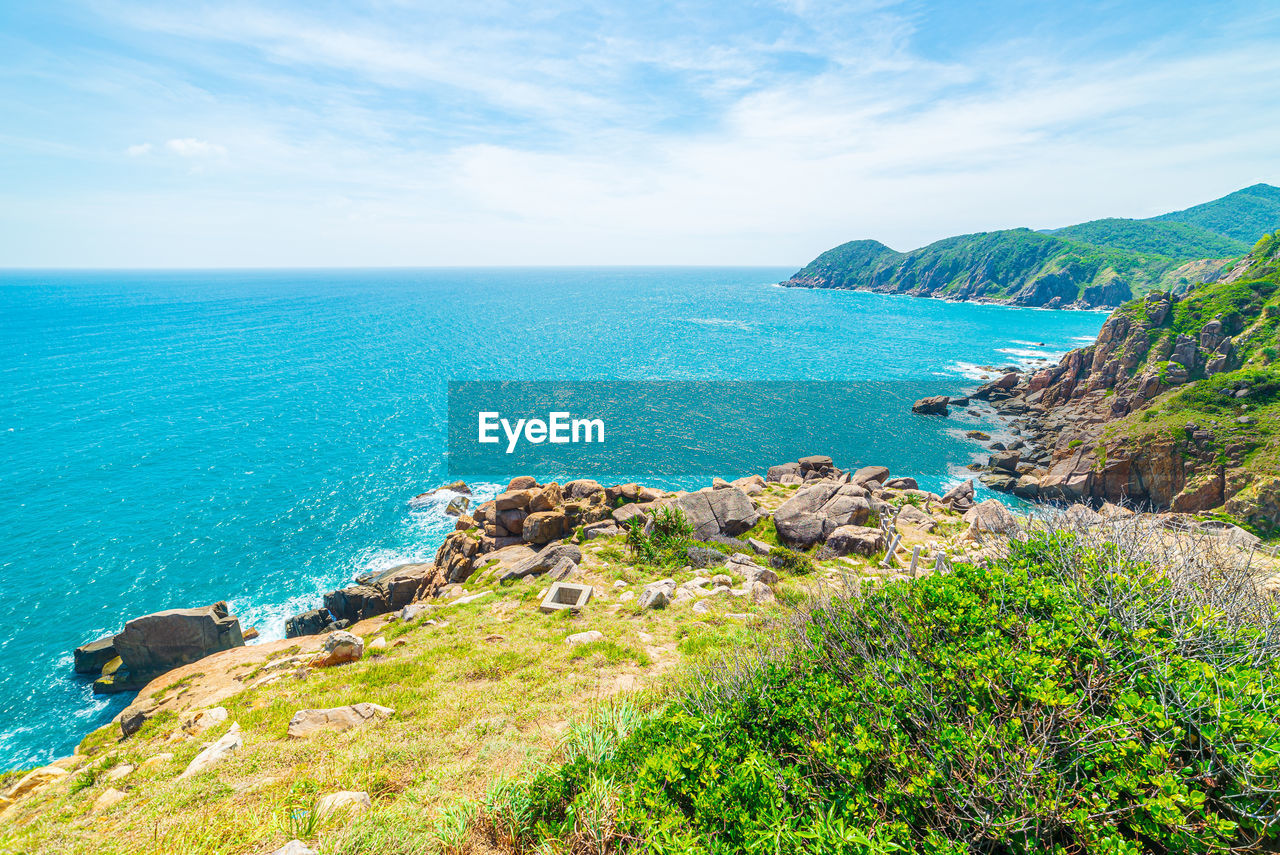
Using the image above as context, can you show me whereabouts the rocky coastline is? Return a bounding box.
[912,288,1279,535]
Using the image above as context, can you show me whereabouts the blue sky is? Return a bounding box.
[1,0,1278,267]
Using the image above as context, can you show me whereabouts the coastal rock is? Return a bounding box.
[316,791,371,821]
[612,503,649,527]
[767,462,801,482]
[851,465,891,485]
[773,483,871,548]
[270,842,320,855]
[962,500,1019,534]
[73,636,118,675]
[92,787,128,813]
[285,608,336,639]
[3,766,67,801]
[673,487,760,540]
[825,525,886,556]
[311,631,364,668]
[911,396,950,415]
[896,505,935,531]
[112,602,244,681]
[287,703,394,738]
[584,521,621,540]
[685,547,728,569]
[500,542,583,582]
[178,724,242,779]
[563,479,605,499]
[522,510,568,544]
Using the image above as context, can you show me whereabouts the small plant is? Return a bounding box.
[69,768,97,794]
[768,546,814,575]
[623,518,657,565]
[273,781,320,841]
[429,799,477,855]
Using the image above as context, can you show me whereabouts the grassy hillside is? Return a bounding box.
[788,185,1280,308]
[479,522,1280,853]
[1050,217,1249,259]
[1153,183,1280,243]
[789,227,1195,307]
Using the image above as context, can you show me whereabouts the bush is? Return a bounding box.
[503,516,1280,853]
[768,546,816,576]
[625,507,696,567]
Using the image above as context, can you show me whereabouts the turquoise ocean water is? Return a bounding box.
[0,268,1106,770]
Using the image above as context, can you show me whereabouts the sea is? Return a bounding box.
[0,267,1106,770]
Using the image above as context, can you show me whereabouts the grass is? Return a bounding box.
[1,493,971,855]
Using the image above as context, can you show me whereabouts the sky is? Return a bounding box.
[1,0,1279,267]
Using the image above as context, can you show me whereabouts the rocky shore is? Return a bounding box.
[911,279,1279,535]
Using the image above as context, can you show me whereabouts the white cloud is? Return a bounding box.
[125,142,152,156]
[164,137,227,157]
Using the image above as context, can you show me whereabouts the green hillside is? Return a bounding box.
[787,184,1280,307]
[1153,183,1280,243]
[1051,217,1249,258]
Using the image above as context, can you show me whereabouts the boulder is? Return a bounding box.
[507,475,539,491]
[523,510,568,544]
[980,472,1018,493]
[311,631,364,668]
[113,602,244,679]
[825,525,886,556]
[496,508,526,534]
[686,547,728,569]
[798,454,834,471]
[883,477,918,490]
[73,636,118,675]
[584,521,622,540]
[988,451,1021,472]
[674,487,761,540]
[528,482,563,512]
[287,703,394,738]
[500,542,583,583]
[285,608,336,639]
[912,396,950,415]
[547,558,579,581]
[495,489,536,511]
[773,483,872,548]
[316,791,371,821]
[612,503,649,527]
[851,465,890,485]
[566,630,605,645]
[962,500,1019,533]
[270,842,320,855]
[92,787,128,813]
[766,462,801,482]
[941,480,975,508]
[563,479,605,499]
[178,724,242,778]
[896,505,935,531]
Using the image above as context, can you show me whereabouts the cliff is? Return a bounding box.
[967,231,1280,534]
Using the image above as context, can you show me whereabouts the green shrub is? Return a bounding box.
[507,526,1280,853]
[768,546,815,575]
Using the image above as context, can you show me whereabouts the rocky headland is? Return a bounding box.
[914,229,1280,536]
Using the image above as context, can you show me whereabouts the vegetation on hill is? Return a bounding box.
[1050,218,1248,259]
[486,521,1280,854]
[1152,184,1280,244]
[787,185,1280,308]
[1104,231,1280,534]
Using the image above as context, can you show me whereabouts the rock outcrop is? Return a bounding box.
[93,602,245,694]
